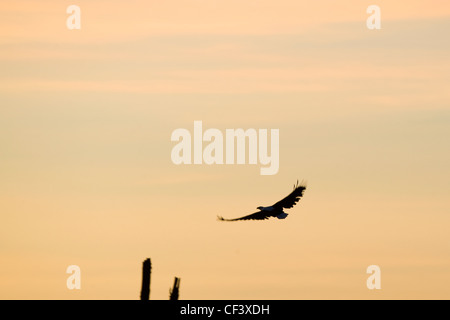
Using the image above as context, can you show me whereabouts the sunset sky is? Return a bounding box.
[1,0,449,299]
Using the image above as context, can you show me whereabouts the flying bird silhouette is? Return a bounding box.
[218,180,307,221]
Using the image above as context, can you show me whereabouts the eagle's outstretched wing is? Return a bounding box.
[272,180,307,209]
[217,211,271,222]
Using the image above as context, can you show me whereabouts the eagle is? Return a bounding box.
[218,180,307,221]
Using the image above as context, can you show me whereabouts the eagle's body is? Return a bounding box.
[218,180,306,222]
[257,206,274,211]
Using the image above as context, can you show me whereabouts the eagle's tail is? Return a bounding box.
[276,212,288,219]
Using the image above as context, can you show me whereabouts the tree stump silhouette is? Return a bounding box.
[140,258,151,300]
[169,277,181,300]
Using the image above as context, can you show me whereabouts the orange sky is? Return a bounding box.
[0,1,449,299]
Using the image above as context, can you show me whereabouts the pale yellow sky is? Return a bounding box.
[0,1,449,299]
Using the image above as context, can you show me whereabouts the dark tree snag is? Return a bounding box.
[140,258,152,300]
[169,277,181,300]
